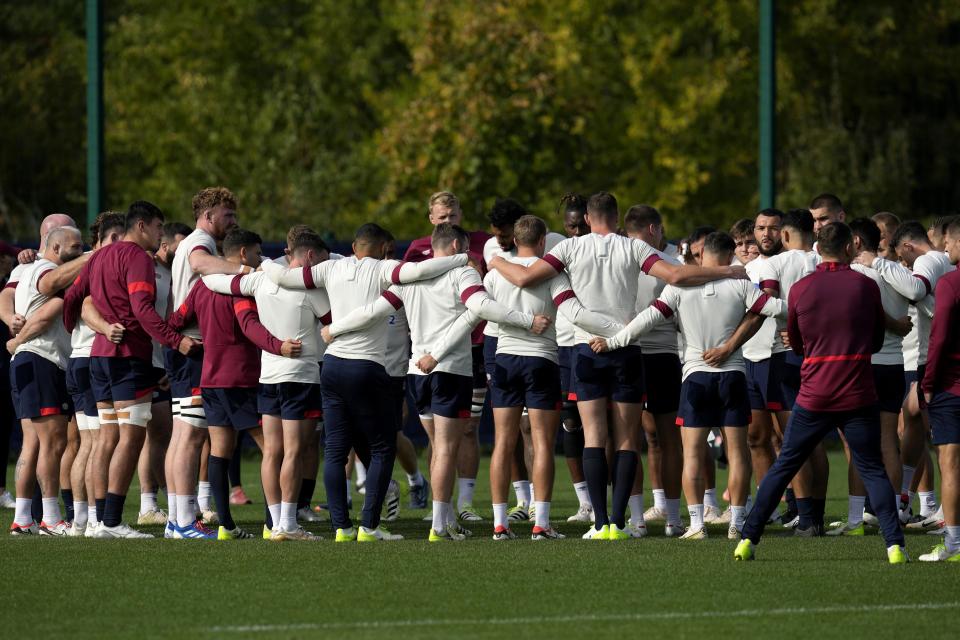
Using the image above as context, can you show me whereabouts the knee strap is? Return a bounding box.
[177,395,207,428]
[98,407,118,427]
[561,400,581,431]
[470,387,486,418]
[118,402,152,427]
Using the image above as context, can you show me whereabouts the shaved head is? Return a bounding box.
[39,213,77,249]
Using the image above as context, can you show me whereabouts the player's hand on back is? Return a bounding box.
[178,336,201,356]
[417,354,438,374]
[16,248,36,265]
[320,325,333,345]
[726,265,749,280]
[281,339,302,358]
[855,250,877,266]
[107,322,125,344]
[589,337,609,353]
[702,343,733,367]
[888,315,912,337]
[9,313,25,337]
[529,314,551,335]
[779,330,791,350]
[5,338,16,355]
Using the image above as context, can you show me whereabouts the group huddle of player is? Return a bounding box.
[2,187,958,562]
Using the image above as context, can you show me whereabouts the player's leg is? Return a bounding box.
[69,421,92,534]
[680,426,709,539]
[97,396,150,535]
[919,391,959,560]
[11,418,39,533]
[429,414,465,540]
[641,411,662,513]
[722,425,751,538]
[260,414,283,533]
[320,360,354,536]
[93,400,119,525]
[455,345,486,520]
[529,406,563,539]
[137,395,171,525]
[609,400,642,537]
[578,397,610,534]
[33,414,67,534]
[490,407,522,538]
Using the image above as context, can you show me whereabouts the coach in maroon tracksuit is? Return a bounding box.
[740,222,905,553]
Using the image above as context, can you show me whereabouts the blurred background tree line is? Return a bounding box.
[1,0,958,242]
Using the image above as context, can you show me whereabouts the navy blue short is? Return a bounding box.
[928,390,960,445]
[409,371,473,419]
[573,344,645,404]
[165,348,203,400]
[202,387,260,430]
[642,352,682,414]
[151,367,172,404]
[490,354,562,410]
[770,351,800,411]
[387,376,406,431]
[872,364,906,414]
[558,346,575,400]
[11,352,71,419]
[90,356,156,403]
[257,381,323,421]
[483,336,498,380]
[471,344,486,388]
[745,357,785,412]
[677,371,750,428]
[66,357,98,418]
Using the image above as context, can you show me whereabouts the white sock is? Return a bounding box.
[444,501,456,527]
[167,492,178,523]
[73,501,88,529]
[653,488,666,511]
[513,480,531,506]
[573,481,591,508]
[946,526,960,554]
[41,497,62,524]
[493,503,508,529]
[534,501,550,529]
[901,465,916,494]
[280,502,297,532]
[87,504,97,526]
[268,503,281,528]
[140,491,157,514]
[177,495,197,528]
[356,460,367,486]
[432,501,446,533]
[731,505,746,529]
[848,495,866,526]
[704,488,719,509]
[197,482,212,511]
[407,471,424,487]
[688,503,705,530]
[457,477,476,510]
[666,498,682,527]
[530,485,536,505]
[628,494,645,526]
[919,491,937,517]
[14,498,32,526]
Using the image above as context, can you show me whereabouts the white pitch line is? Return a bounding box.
[209,601,960,633]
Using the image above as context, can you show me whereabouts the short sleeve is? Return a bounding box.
[632,239,661,274]
[456,267,485,303]
[543,238,573,273]
[758,257,780,292]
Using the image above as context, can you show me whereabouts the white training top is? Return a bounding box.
[203,268,330,384]
[850,263,909,365]
[14,258,71,370]
[635,249,681,355]
[171,228,217,340]
[384,307,411,378]
[483,256,621,363]
[902,307,919,372]
[544,233,662,345]
[68,251,96,359]
[608,278,786,380]
[151,261,172,368]
[741,255,778,362]
[757,249,820,354]
[482,232,565,339]
[262,254,467,366]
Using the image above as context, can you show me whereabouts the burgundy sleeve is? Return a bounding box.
[922,278,957,393]
[167,285,196,332]
[62,266,90,333]
[234,298,284,355]
[402,239,430,263]
[786,282,804,356]
[128,252,182,349]
[0,241,21,258]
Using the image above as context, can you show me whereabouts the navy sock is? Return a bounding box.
[31,482,42,522]
[796,497,812,529]
[95,498,106,522]
[785,487,797,513]
[264,500,273,530]
[62,489,74,522]
[582,447,609,527]
[811,497,826,527]
[864,493,874,515]
[562,427,585,460]
[611,450,637,529]
[229,448,242,487]
[103,492,125,527]
[208,455,234,530]
[298,478,317,510]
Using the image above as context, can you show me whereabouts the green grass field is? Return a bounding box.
[3,449,959,639]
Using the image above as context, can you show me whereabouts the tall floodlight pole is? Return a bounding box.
[86,0,104,228]
[759,0,775,209]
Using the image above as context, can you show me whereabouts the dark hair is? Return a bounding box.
[729,218,755,240]
[848,217,881,253]
[354,223,391,246]
[432,222,470,251]
[809,193,843,213]
[162,221,191,242]
[586,191,618,222]
[96,212,126,243]
[488,198,528,228]
[513,215,547,247]
[688,225,716,244]
[872,211,900,228]
[125,200,165,232]
[624,205,662,232]
[946,217,960,238]
[558,193,587,216]
[816,222,853,258]
[703,231,736,256]
[222,228,262,256]
[782,208,814,234]
[289,230,328,256]
[933,215,959,237]
[892,221,931,248]
[757,207,784,221]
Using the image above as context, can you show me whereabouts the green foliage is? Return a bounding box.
[1,0,958,242]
